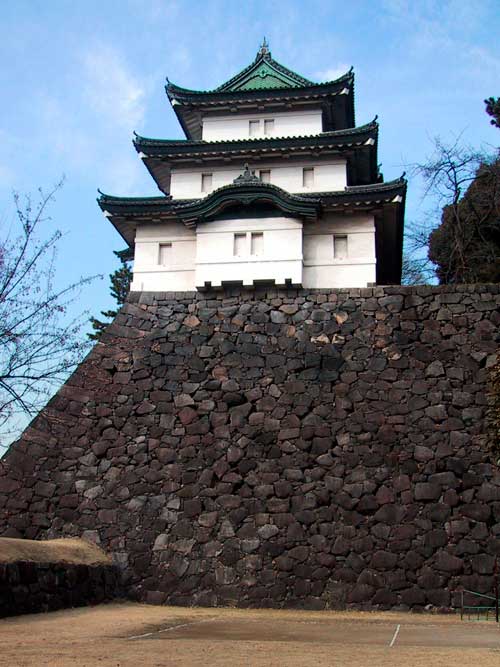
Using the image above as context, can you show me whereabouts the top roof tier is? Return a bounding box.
[166,41,355,140]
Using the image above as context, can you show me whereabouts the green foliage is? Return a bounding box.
[405,97,500,285]
[88,251,132,340]
[428,157,500,283]
[485,97,500,129]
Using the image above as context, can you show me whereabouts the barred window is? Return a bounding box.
[333,235,348,259]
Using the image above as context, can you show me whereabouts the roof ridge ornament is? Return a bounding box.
[233,163,261,184]
[256,37,271,60]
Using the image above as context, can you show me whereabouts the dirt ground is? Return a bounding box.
[1,602,499,667]
[0,537,111,565]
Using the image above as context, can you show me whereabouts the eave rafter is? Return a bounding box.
[97,176,406,225]
[165,52,352,102]
[133,121,377,159]
[99,167,322,230]
[133,122,378,194]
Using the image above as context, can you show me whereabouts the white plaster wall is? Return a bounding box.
[303,263,375,288]
[129,213,377,291]
[170,161,347,199]
[202,110,322,141]
[195,216,303,287]
[131,222,197,291]
[302,213,376,288]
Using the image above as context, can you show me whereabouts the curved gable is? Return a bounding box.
[176,166,320,227]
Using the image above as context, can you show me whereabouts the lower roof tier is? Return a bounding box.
[98,176,406,285]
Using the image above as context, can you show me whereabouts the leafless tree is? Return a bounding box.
[0,181,100,442]
[404,137,500,284]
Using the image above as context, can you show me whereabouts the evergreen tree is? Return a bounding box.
[427,156,500,283]
[88,250,132,340]
[412,99,500,284]
[485,97,500,128]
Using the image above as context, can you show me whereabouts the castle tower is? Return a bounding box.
[7,45,490,616]
[99,42,406,291]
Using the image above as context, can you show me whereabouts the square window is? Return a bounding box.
[201,173,213,192]
[264,119,274,135]
[233,233,246,257]
[251,232,264,256]
[259,169,271,183]
[333,235,348,259]
[249,120,260,137]
[303,167,314,188]
[158,243,172,266]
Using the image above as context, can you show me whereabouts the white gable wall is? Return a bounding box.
[202,110,322,141]
[131,222,196,291]
[303,213,376,288]
[196,216,303,287]
[129,212,376,291]
[170,161,347,199]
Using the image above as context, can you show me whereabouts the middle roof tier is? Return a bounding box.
[133,120,379,195]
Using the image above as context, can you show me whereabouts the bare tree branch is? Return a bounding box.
[0,182,102,444]
[404,135,499,284]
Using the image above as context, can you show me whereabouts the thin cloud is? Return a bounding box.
[381,0,488,55]
[467,46,500,84]
[0,130,17,188]
[38,93,92,170]
[81,43,146,131]
[104,152,148,194]
[31,44,151,195]
[315,64,351,82]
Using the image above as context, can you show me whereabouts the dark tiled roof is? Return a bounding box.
[166,71,353,104]
[165,45,352,100]
[98,176,406,217]
[133,121,377,158]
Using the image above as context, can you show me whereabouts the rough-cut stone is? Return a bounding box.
[0,284,498,612]
[426,361,445,377]
[174,394,194,408]
[258,524,280,540]
[0,560,121,618]
[415,483,442,501]
[434,552,463,574]
[371,550,398,570]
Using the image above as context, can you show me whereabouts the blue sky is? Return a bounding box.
[1,0,499,323]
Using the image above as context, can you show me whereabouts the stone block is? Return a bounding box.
[34,482,57,498]
[434,551,463,573]
[0,285,498,612]
[258,524,279,540]
[371,550,398,570]
[414,483,441,501]
[461,504,491,522]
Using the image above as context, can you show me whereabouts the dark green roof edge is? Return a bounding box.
[166,68,353,100]
[176,181,320,226]
[98,192,172,205]
[98,176,406,214]
[133,120,377,152]
[214,52,314,91]
[99,180,321,226]
[165,74,353,103]
[301,176,407,198]
[115,247,134,261]
[165,49,335,96]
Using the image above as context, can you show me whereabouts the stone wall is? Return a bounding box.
[0,285,499,610]
[0,561,121,617]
